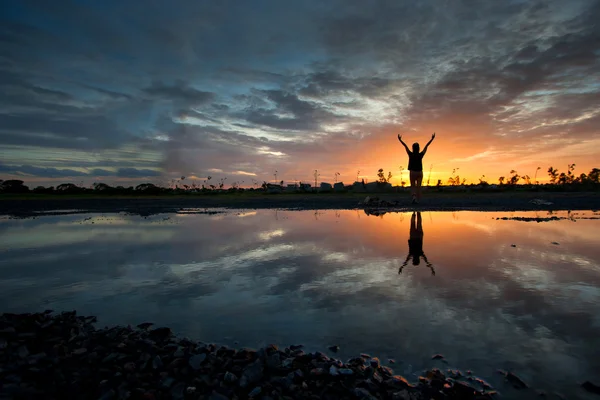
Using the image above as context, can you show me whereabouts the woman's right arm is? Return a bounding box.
[397,134,411,155]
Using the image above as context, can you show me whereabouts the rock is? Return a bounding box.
[328,345,340,353]
[17,345,30,358]
[188,353,207,370]
[173,346,185,358]
[240,362,264,387]
[248,386,262,397]
[511,244,517,247]
[450,381,479,399]
[148,327,171,342]
[170,382,185,400]
[329,365,339,376]
[289,344,304,351]
[386,375,413,389]
[266,353,281,369]
[282,357,294,368]
[152,355,163,370]
[369,357,380,368]
[209,390,230,400]
[582,381,600,395]
[98,389,116,400]
[505,371,528,389]
[137,322,154,330]
[354,387,377,400]
[431,354,444,360]
[161,376,175,389]
[186,386,196,394]
[72,348,87,355]
[339,368,354,375]
[224,371,238,384]
[388,359,396,364]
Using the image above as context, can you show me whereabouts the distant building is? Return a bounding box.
[319,182,332,192]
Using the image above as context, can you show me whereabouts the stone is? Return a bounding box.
[328,345,340,353]
[170,382,186,400]
[152,355,163,370]
[329,365,339,376]
[505,371,528,389]
[240,362,264,387]
[339,368,354,375]
[73,348,87,355]
[148,327,171,342]
[161,376,175,389]
[582,381,600,395]
[224,371,238,384]
[188,353,207,370]
[431,354,444,360]
[248,386,262,397]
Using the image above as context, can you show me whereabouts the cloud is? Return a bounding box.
[0,163,160,179]
[142,81,215,105]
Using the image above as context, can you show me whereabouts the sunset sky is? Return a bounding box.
[1,0,599,188]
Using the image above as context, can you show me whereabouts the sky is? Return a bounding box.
[1,0,599,188]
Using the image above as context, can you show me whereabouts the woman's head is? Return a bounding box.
[412,142,420,153]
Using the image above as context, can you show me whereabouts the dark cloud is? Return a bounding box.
[0,163,160,179]
[142,81,215,105]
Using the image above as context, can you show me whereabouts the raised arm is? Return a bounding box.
[399,254,412,274]
[397,134,411,155]
[421,132,436,155]
[423,254,435,276]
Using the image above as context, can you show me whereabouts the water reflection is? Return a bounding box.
[0,210,599,399]
[399,212,435,276]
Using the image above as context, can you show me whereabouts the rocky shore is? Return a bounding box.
[0,311,597,400]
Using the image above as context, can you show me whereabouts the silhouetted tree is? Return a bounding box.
[56,183,83,194]
[0,180,29,193]
[588,168,600,183]
[567,163,576,184]
[498,176,505,185]
[547,167,559,183]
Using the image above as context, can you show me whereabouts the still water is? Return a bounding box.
[1,209,599,399]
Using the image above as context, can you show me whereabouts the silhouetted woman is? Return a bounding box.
[399,212,435,275]
[397,132,435,204]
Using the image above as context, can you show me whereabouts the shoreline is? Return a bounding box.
[0,311,539,400]
[0,192,598,217]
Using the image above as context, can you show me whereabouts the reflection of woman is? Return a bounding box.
[399,212,435,275]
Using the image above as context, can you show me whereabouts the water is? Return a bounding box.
[1,209,599,399]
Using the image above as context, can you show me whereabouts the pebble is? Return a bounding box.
[248,386,262,397]
[582,381,600,395]
[188,353,207,370]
